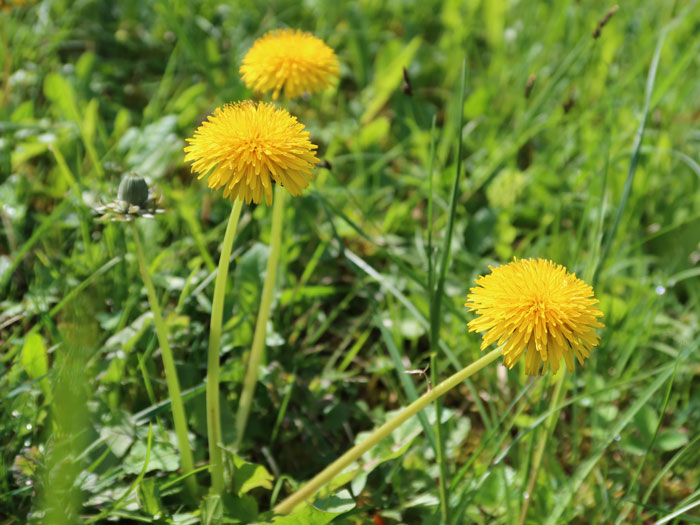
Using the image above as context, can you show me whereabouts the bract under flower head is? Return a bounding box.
[240,29,339,99]
[184,101,319,205]
[465,258,604,375]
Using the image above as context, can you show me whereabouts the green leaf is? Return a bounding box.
[43,72,78,120]
[313,490,356,514]
[138,478,165,519]
[223,494,258,523]
[21,333,48,380]
[200,494,258,524]
[633,405,659,443]
[22,333,51,399]
[656,429,689,451]
[271,489,355,525]
[200,495,223,525]
[75,50,96,80]
[232,455,274,495]
[124,439,179,475]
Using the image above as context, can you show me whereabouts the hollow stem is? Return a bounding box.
[207,199,244,494]
[235,187,285,448]
[274,347,502,515]
[518,370,566,525]
[131,221,198,499]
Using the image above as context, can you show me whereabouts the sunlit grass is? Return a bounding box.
[1,0,699,523]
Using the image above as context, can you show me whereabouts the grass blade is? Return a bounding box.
[545,364,676,524]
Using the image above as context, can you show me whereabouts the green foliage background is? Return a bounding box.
[1,0,699,523]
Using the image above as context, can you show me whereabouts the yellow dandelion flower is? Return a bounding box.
[465,258,604,375]
[184,101,319,205]
[240,29,339,99]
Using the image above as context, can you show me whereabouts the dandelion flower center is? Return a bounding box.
[465,258,604,375]
[240,29,339,99]
[184,101,319,205]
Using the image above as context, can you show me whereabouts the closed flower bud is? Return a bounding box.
[118,173,149,208]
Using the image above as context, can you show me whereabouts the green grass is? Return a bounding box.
[1,0,700,523]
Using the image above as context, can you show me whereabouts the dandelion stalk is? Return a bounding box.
[235,186,285,448]
[273,347,503,515]
[130,221,197,498]
[464,258,603,523]
[185,100,319,492]
[206,199,244,494]
[518,371,566,525]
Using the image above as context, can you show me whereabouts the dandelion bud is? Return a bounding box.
[118,173,149,208]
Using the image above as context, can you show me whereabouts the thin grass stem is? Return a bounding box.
[429,57,467,523]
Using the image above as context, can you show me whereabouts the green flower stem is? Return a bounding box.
[274,347,503,515]
[235,186,285,448]
[207,199,244,494]
[518,370,566,525]
[131,222,197,499]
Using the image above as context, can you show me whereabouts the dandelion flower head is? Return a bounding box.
[240,29,339,99]
[184,101,319,205]
[465,258,604,375]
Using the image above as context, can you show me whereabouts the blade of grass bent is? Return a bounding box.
[593,25,666,287]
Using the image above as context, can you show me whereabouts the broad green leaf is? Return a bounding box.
[138,478,164,518]
[201,493,258,524]
[11,100,34,121]
[43,72,78,120]
[200,495,223,525]
[232,455,274,496]
[656,429,689,451]
[99,424,134,458]
[633,405,659,443]
[271,489,355,525]
[75,50,96,80]
[124,440,178,475]
[224,494,258,523]
[21,333,48,380]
